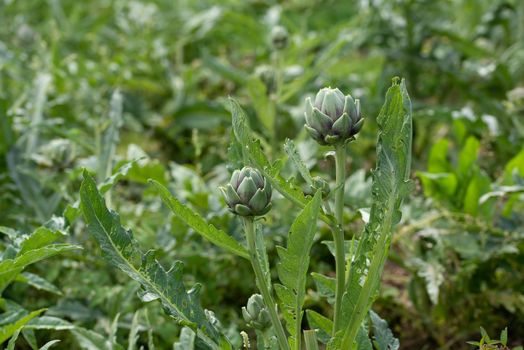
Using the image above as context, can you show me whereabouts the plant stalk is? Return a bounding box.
[243,218,289,350]
[303,330,320,350]
[332,143,347,334]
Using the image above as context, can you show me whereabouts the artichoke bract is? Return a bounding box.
[242,294,271,330]
[304,87,364,145]
[220,166,272,217]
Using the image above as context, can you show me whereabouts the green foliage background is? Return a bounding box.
[0,0,523,349]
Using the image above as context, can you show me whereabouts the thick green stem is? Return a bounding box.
[303,330,320,350]
[243,218,289,350]
[332,143,346,334]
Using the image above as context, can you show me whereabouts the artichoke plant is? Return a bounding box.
[220,166,272,217]
[242,294,271,331]
[304,87,364,145]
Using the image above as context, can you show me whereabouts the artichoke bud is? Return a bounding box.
[312,176,330,198]
[254,65,276,93]
[304,87,364,145]
[303,176,330,198]
[242,294,271,330]
[270,25,288,50]
[220,166,272,217]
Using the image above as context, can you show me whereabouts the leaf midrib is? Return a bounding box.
[84,190,219,348]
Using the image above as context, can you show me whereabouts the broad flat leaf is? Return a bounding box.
[427,139,451,173]
[337,78,412,348]
[369,311,399,350]
[80,172,230,349]
[0,309,45,344]
[275,191,322,349]
[229,98,334,226]
[503,147,524,184]
[149,180,249,260]
[457,136,480,183]
[462,171,491,215]
[418,172,457,200]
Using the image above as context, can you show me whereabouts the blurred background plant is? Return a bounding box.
[0,0,523,349]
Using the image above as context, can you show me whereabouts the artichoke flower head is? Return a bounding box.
[305,87,364,145]
[242,294,271,330]
[220,166,272,217]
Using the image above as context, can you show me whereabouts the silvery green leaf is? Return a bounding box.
[275,191,322,349]
[336,78,413,348]
[174,327,196,350]
[284,139,314,186]
[370,310,399,350]
[80,172,231,349]
[149,180,249,260]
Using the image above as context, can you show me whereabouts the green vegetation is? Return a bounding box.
[1,0,523,349]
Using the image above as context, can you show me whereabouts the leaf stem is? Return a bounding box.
[332,143,346,334]
[303,330,320,350]
[243,218,289,350]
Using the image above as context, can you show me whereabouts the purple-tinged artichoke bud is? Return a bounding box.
[304,87,364,145]
[270,25,288,50]
[242,294,271,330]
[220,167,272,217]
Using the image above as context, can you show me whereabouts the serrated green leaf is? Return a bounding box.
[284,139,313,185]
[148,180,249,260]
[80,172,230,349]
[410,258,444,304]
[501,327,508,346]
[356,324,372,350]
[275,191,322,350]
[306,310,333,345]
[19,227,64,254]
[311,273,335,305]
[338,78,412,348]
[370,311,399,350]
[228,98,334,226]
